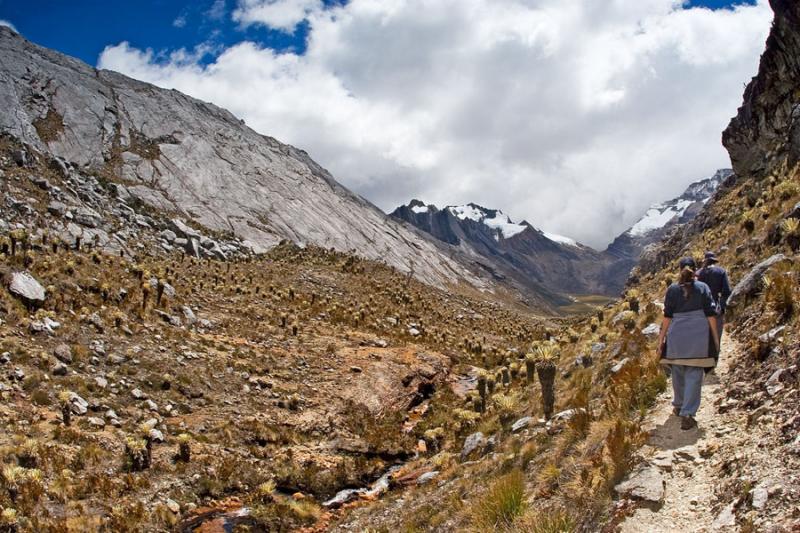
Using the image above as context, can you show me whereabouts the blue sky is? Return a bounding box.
[0,0,754,66]
[0,0,336,65]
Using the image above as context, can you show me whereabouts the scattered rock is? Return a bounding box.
[8,271,46,306]
[461,432,488,461]
[651,451,674,472]
[131,388,146,400]
[87,417,106,428]
[350,366,363,373]
[73,207,101,228]
[166,499,180,514]
[408,327,420,336]
[711,502,736,529]
[181,306,197,327]
[674,445,699,462]
[727,254,791,309]
[47,201,67,217]
[614,466,665,504]
[68,393,88,415]
[52,362,68,376]
[149,428,165,443]
[751,484,769,509]
[511,416,534,433]
[642,323,660,338]
[53,343,73,364]
[611,358,631,374]
[416,471,439,485]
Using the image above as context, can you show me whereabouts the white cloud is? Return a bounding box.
[0,19,17,32]
[207,0,227,21]
[172,14,187,28]
[98,0,773,248]
[233,0,323,32]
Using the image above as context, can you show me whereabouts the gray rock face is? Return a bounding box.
[727,254,791,309]
[0,27,482,291]
[8,271,46,305]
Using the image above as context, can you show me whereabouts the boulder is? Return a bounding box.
[47,201,67,216]
[169,218,202,240]
[11,148,28,166]
[30,176,51,190]
[416,471,439,485]
[73,207,101,228]
[511,416,534,432]
[68,392,88,415]
[181,306,197,327]
[52,362,68,376]
[53,343,73,364]
[460,431,488,461]
[160,229,177,243]
[611,358,631,375]
[8,271,46,306]
[185,238,201,258]
[727,254,791,309]
[711,502,736,529]
[642,323,660,338]
[614,466,665,504]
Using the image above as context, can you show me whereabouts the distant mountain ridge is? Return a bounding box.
[392,170,730,299]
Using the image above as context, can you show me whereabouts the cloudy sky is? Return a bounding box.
[1,0,773,248]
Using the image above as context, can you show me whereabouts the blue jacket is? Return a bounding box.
[696,265,731,313]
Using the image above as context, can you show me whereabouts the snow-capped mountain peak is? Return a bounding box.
[627,169,732,237]
[446,203,528,239]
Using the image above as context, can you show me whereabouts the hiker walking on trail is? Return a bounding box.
[696,251,731,345]
[658,259,720,430]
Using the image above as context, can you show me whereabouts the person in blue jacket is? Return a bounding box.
[658,262,720,430]
[696,251,731,345]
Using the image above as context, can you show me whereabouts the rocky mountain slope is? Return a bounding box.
[0,26,486,293]
[392,173,727,300]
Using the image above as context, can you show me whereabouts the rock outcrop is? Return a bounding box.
[723,0,800,177]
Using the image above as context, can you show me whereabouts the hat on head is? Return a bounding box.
[704,251,718,263]
[679,257,697,270]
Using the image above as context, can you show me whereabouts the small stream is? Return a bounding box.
[181,465,405,532]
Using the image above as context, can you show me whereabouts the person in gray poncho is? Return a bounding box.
[657,261,720,430]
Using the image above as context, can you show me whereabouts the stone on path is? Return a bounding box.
[615,466,665,504]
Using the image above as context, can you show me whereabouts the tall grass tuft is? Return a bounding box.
[471,469,526,530]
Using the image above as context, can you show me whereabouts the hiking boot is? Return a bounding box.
[680,416,697,431]
[672,406,681,416]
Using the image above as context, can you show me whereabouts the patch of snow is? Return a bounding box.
[543,232,579,247]
[629,199,693,236]
[483,212,527,239]
[449,204,484,222]
[411,204,429,214]
[448,204,527,239]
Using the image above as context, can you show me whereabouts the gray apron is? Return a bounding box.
[666,309,709,359]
